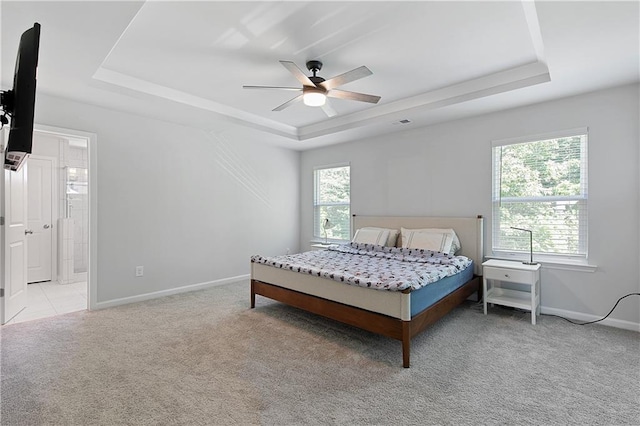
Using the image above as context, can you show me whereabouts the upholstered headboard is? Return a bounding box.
[352,215,484,275]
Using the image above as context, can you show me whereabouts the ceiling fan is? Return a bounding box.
[243,60,381,117]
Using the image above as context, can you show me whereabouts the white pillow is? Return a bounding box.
[401,227,460,254]
[428,228,461,254]
[352,227,398,246]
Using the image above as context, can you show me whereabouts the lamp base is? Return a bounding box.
[522,261,539,265]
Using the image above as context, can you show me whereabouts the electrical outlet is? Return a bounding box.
[135,266,144,277]
[286,248,290,255]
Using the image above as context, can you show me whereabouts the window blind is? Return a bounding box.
[492,129,588,258]
[313,164,350,241]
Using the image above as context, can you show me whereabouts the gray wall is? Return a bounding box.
[29,83,640,328]
[34,93,300,305]
[300,83,640,328]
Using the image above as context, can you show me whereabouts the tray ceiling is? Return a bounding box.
[2,1,638,149]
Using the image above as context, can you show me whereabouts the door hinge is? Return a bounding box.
[0,288,4,298]
[0,216,4,226]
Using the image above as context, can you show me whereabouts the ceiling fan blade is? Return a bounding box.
[273,94,303,111]
[280,61,315,87]
[320,66,372,90]
[243,85,302,91]
[327,89,381,104]
[321,102,337,118]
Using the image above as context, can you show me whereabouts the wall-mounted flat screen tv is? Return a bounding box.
[1,23,41,172]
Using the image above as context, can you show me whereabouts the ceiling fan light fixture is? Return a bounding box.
[244,60,379,115]
[303,87,326,107]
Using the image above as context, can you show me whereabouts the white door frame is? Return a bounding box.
[27,154,58,284]
[34,124,97,311]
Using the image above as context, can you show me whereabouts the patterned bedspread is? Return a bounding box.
[251,242,472,292]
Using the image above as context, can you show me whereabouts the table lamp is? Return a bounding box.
[322,218,334,244]
[510,227,539,265]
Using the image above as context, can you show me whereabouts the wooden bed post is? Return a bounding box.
[402,321,411,368]
[250,279,256,308]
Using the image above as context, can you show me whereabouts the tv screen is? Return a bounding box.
[1,23,40,172]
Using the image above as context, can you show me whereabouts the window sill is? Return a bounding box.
[310,239,348,245]
[485,255,597,273]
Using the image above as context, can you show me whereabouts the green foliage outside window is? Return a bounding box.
[314,166,350,241]
[493,134,587,257]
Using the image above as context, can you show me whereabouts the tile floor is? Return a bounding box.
[5,281,87,325]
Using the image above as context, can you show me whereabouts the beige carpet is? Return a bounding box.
[1,280,638,425]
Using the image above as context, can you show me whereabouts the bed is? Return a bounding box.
[250,215,484,367]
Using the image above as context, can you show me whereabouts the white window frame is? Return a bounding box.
[313,163,350,243]
[491,127,590,266]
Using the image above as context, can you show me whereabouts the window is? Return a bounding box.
[314,164,350,242]
[492,128,588,261]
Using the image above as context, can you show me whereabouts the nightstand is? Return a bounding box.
[482,259,541,324]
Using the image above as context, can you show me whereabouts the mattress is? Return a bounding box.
[251,242,472,292]
[410,262,474,316]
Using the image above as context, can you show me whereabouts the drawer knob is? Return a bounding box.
[504,274,510,278]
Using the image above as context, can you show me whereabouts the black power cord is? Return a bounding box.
[541,293,640,325]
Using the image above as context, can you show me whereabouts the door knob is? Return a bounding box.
[25,229,33,235]
[43,224,50,229]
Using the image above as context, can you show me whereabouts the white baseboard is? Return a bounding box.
[541,306,640,332]
[93,274,250,310]
[90,277,639,332]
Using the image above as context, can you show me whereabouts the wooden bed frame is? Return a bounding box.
[251,215,484,368]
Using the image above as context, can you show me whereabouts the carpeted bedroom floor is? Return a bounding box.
[1,280,638,425]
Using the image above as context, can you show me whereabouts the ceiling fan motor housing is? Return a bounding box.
[309,76,326,88]
[303,63,327,106]
[307,61,327,95]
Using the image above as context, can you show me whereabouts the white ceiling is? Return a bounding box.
[2,1,638,150]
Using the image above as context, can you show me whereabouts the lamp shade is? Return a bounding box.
[322,218,334,243]
[322,218,334,230]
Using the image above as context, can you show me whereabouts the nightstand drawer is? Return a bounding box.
[484,267,533,284]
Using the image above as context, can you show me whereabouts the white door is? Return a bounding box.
[1,159,29,324]
[27,156,54,283]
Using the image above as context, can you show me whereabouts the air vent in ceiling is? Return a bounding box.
[392,119,412,125]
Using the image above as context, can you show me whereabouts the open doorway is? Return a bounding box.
[4,128,91,324]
